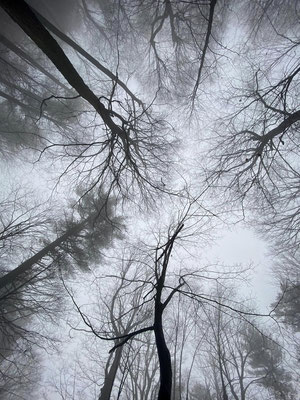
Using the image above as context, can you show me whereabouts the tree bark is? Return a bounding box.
[28,6,144,107]
[0,215,91,292]
[154,306,172,400]
[99,346,123,400]
[0,0,127,138]
[0,32,69,91]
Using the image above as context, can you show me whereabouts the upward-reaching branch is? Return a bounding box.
[0,0,129,139]
[28,5,144,107]
[191,0,217,106]
[0,0,170,198]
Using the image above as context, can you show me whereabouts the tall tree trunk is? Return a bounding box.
[154,306,172,400]
[0,215,92,292]
[28,6,143,107]
[0,0,127,138]
[99,346,123,400]
[0,32,69,90]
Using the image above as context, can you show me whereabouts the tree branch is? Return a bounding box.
[191,0,217,105]
[109,326,154,353]
[29,5,144,107]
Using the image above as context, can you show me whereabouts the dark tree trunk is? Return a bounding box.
[28,6,143,106]
[0,0,126,137]
[154,306,172,400]
[152,224,184,400]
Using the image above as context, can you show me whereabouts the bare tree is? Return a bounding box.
[119,332,159,400]
[0,188,123,399]
[65,211,191,400]
[201,290,295,400]
[85,0,227,109]
[204,0,300,257]
[67,197,269,400]
[0,0,173,200]
[0,1,299,398]
[97,261,152,400]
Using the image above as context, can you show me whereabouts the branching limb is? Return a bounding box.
[191,0,217,107]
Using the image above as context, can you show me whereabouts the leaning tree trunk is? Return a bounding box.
[0,0,128,137]
[0,32,69,90]
[99,345,123,400]
[0,215,92,293]
[28,6,143,107]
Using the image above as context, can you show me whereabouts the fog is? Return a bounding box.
[0,1,299,399]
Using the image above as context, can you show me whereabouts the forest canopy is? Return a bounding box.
[0,0,299,399]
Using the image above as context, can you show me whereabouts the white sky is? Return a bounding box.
[0,1,297,398]
[207,226,276,312]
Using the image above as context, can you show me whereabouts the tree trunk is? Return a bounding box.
[28,6,143,107]
[0,0,126,138]
[154,307,172,400]
[0,216,91,292]
[99,346,123,400]
[0,32,69,90]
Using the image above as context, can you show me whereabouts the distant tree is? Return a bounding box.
[72,0,226,105]
[246,326,293,399]
[0,346,40,400]
[0,188,122,292]
[97,261,152,400]
[0,188,123,399]
[120,332,159,400]
[0,188,49,270]
[272,279,300,333]
[189,382,213,400]
[202,294,295,400]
